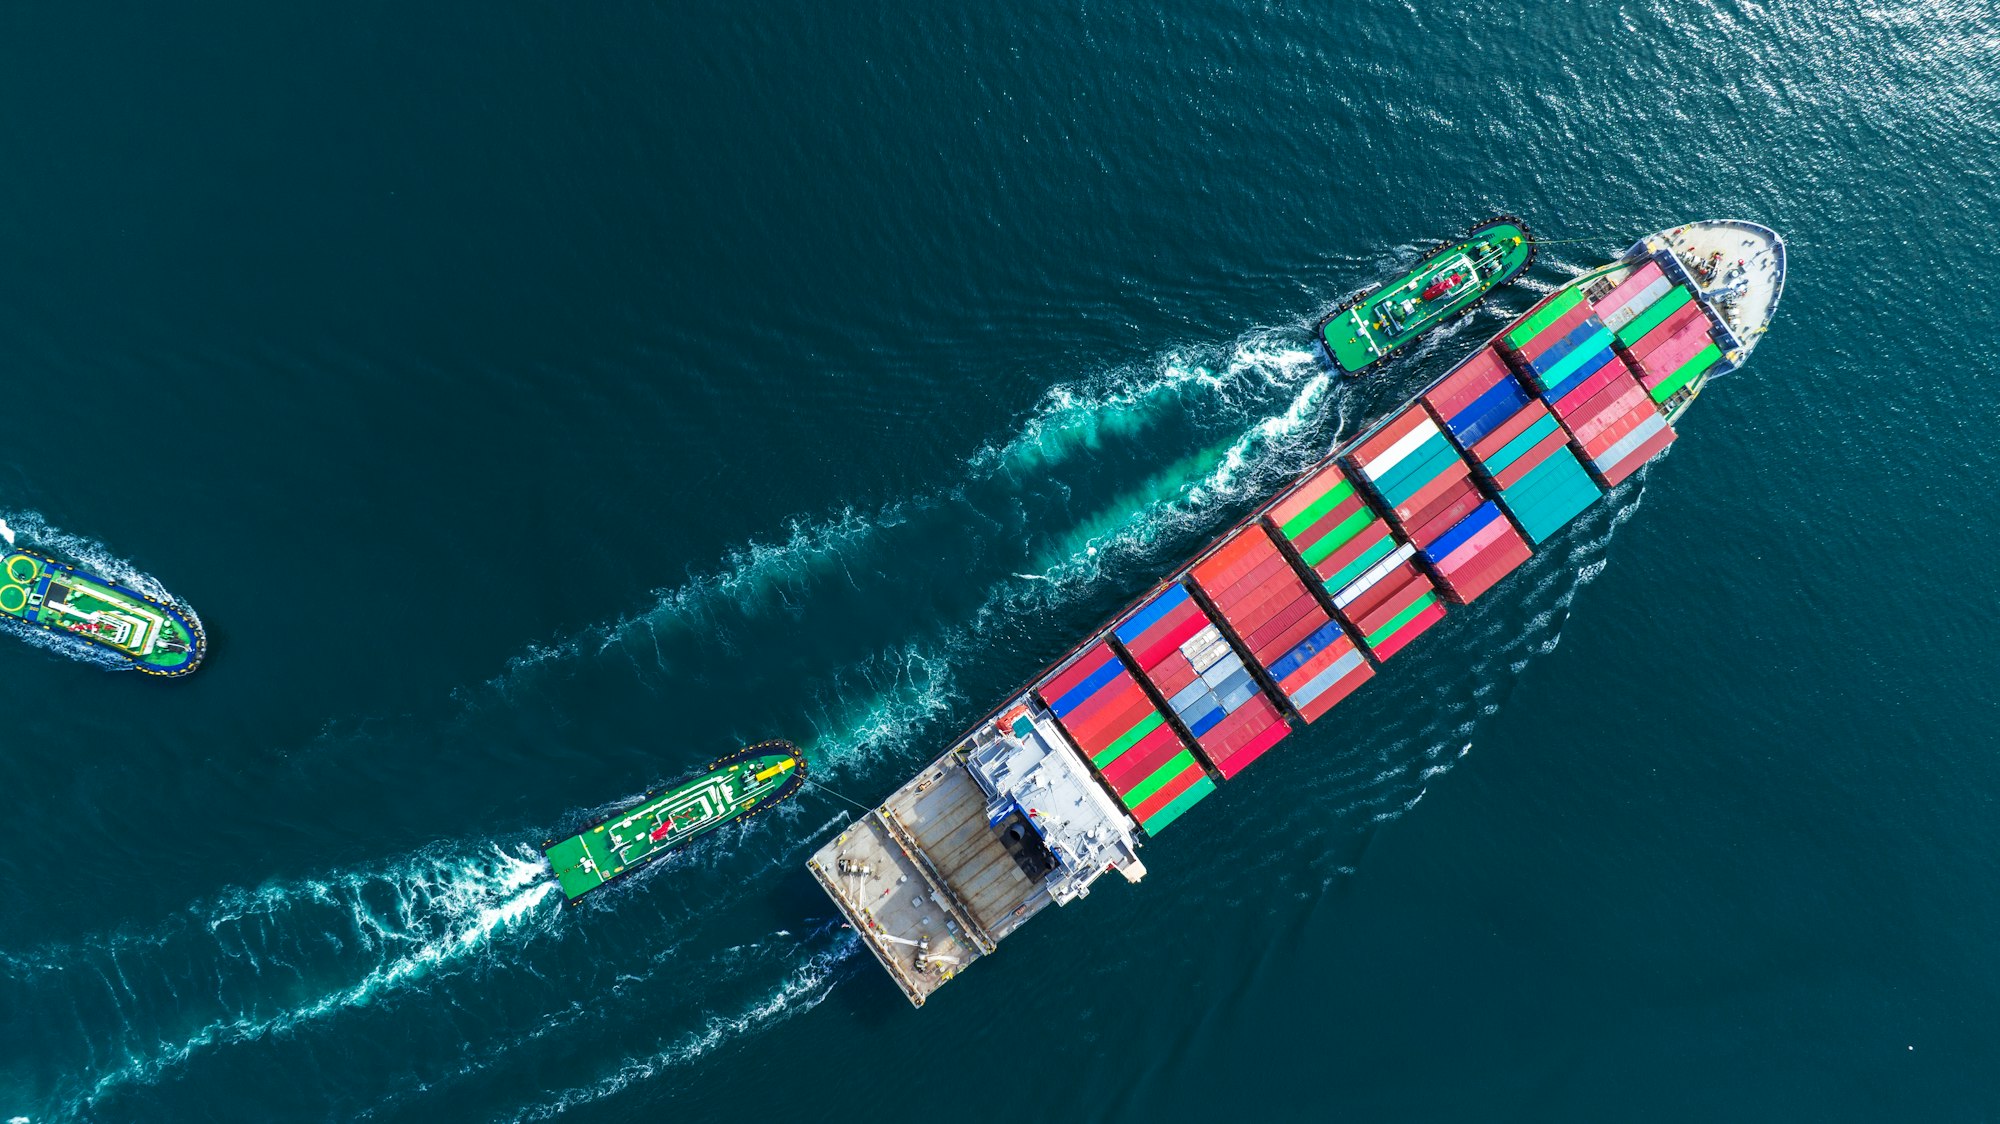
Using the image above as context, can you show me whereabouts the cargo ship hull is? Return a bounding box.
[544,740,806,901]
[0,547,207,676]
[809,220,1783,1006]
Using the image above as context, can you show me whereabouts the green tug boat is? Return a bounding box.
[542,740,807,902]
[1317,215,1536,376]
[0,543,207,677]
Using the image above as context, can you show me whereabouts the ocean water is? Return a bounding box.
[2,1,1997,1120]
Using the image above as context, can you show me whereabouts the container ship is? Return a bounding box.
[807,220,1784,1006]
[544,740,806,901]
[0,544,207,676]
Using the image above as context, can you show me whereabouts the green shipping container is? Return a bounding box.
[1506,288,1585,350]
[1615,286,1693,347]
[1142,775,1217,834]
[1650,343,1722,403]
[1279,478,1357,541]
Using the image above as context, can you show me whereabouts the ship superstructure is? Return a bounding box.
[809,220,1785,1006]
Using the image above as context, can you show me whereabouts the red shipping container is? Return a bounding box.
[1312,521,1397,582]
[1340,561,1421,622]
[1269,463,1353,526]
[1145,656,1198,699]
[1223,571,1308,628]
[1039,647,1118,703]
[1296,666,1369,721]
[1195,526,1265,570]
[1563,374,1647,440]
[1521,302,1598,362]
[1070,691,1159,748]
[1053,676,1138,731]
[1571,386,1650,448]
[1208,720,1289,779]
[1099,724,1187,791]
[1127,606,1200,661]
[1552,359,1635,421]
[1598,426,1677,487]
[1212,553,1290,602]
[1493,428,1573,489]
[1066,690,1155,746]
[1201,697,1286,757]
[1590,260,1665,319]
[1350,407,1435,468]
[1471,400,1551,462]
[1130,762,1210,822]
[1370,602,1447,660]
[1439,521,1510,573]
[1131,614,1209,670]
[1193,536,1278,593]
[1638,320,1716,380]
[1563,365,1644,427]
[1354,571,1433,635]
[1284,493,1370,552]
[1626,302,1705,361]
[1404,478,1484,546]
[1439,539,1531,603]
[1263,615,1329,666]
[1583,404,1660,459]
[1423,348,1511,417]
[1390,459,1473,524]
[1243,594,1321,652]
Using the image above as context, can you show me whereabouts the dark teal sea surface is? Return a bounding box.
[4,2,1998,1121]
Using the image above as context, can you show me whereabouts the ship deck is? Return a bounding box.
[808,751,1023,1005]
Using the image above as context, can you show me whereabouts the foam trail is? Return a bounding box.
[0,517,14,546]
[0,509,178,602]
[482,326,1328,700]
[969,328,1305,476]
[799,637,962,772]
[500,934,856,1124]
[5,843,561,1119]
[1025,363,1330,591]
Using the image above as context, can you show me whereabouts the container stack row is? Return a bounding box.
[1036,642,1214,835]
[1550,355,1676,489]
[1347,403,1483,551]
[1594,261,1726,406]
[1502,282,1679,489]
[1323,410,1461,659]
[1265,462,1400,607]
[1113,585,1289,779]
[1189,522,1368,723]
[1502,288,1620,406]
[1414,348,1538,601]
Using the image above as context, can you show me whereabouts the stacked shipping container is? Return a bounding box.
[1036,643,1214,835]
[1033,275,1709,834]
[1501,275,1680,488]
[1347,404,1483,551]
[1320,409,1466,659]
[1266,462,1399,602]
[1594,262,1726,406]
[1189,523,1367,722]
[1414,348,1537,602]
[1113,585,1289,778]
